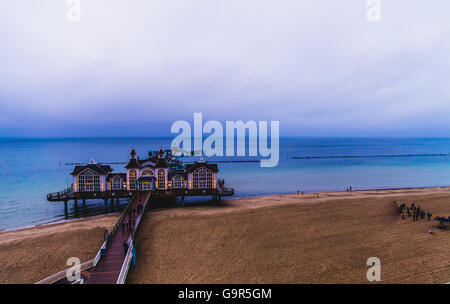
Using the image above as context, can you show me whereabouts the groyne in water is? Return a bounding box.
[291,154,448,159]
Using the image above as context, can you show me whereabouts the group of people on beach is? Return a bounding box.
[398,203,432,221]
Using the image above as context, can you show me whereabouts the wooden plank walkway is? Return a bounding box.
[85,192,151,284]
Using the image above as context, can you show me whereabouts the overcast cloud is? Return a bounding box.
[1,0,450,137]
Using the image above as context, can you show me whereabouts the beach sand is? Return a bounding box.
[127,187,450,284]
[1,187,449,284]
[0,214,119,284]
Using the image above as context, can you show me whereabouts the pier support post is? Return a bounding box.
[74,199,78,209]
[110,198,114,211]
[83,199,86,207]
[181,196,185,207]
[64,200,68,218]
[104,198,108,209]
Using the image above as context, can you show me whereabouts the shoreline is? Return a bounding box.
[3,185,450,233]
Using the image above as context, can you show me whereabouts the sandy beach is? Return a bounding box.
[127,187,450,284]
[0,214,119,284]
[1,187,449,284]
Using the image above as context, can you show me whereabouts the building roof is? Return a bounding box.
[106,173,126,181]
[154,157,169,168]
[168,170,187,179]
[71,164,113,176]
[185,162,218,173]
[125,158,141,169]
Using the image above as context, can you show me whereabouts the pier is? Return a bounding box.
[37,148,234,284]
[47,183,234,217]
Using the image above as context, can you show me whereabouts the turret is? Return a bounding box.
[130,148,137,159]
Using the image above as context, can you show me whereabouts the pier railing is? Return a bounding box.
[117,238,134,284]
[116,192,150,284]
[35,240,107,284]
[35,260,94,284]
[218,179,234,196]
[106,192,137,248]
[47,185,73,201]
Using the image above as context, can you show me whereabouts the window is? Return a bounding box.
[142,181,152,190]
[129,170,137,190]
[157,169,165,189]
[141,170,153,176]
[112,177,122,190]
[172,176,183,188]
[193,168,212,189]
[78,171,99,192]
[78,175,85,192]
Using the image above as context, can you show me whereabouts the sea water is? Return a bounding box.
[1,137,450,230]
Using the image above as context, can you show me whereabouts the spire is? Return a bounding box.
[130,148,137,159]
[158,148,164,159]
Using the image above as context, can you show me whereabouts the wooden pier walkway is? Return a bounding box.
[85,191,151,284]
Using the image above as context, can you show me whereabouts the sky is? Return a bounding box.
[1,0,450,137]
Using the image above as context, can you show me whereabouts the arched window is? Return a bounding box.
[112,177,122,190]
[172,176,183,189]
[79,171,99,192]
[193,168,212,189]
[141,170,153,176]
[157,169,165,189]
[129,170,137,190]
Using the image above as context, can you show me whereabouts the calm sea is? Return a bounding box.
[1,137,450,231]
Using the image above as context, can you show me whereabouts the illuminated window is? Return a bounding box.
[129,170,137,190]
[193,168,212,189]
[141,170,153,176]
[172,176,183,188]
[157,169,165,189]
[78,175,85,191]
[79,171,99,191]
[112,177,122,190]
